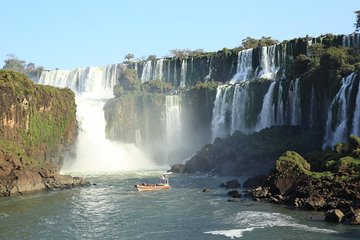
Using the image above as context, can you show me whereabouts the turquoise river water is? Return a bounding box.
[0,171,359,240]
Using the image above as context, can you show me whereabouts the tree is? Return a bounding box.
[355,10,360,32]
[3,54,26,72]
[147,55,157,61]
[124,53,134,61]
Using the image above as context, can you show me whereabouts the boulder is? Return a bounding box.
[168,164,185,173]
[305,194,325,210]
[225,179,241,189]
[219,183,226,188]
[202,188,210,192]
[250,186,269,198]
[325,209,345,223]
[273,151,310,195]
[243,175,267,189]
[350,209,360,225]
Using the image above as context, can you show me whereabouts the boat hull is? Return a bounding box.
[135,184,170,191]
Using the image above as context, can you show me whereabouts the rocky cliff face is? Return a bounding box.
[0,70,88,197]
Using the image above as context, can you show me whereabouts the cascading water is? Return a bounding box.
[141,61,153,83]
[154,59,164,80]
[231,44,285,83]
[230,49,253,84]
[180,59,187,88]
[351,80,360,136]
[343,33,360,48]
[211,85,232,141]
[288,78,301,126]
[165,95,181,147]
[255,81,276,131]
[38,65,152,173]
[231,83,251,134]
[323,73,357,148]
[276,82,285,126]
[258,45,278,79]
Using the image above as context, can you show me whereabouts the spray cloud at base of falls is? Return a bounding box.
[38,64,154,173]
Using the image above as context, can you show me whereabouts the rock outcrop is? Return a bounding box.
[246,138,360,225]
[0,70,88,196]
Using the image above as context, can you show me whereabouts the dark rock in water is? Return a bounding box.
[306,194,325,210]
[227,190,239,196]
[203,188,210,192]
[225,179,241,189]
[349,209,360,225]
[228,198,240,203]
[227,190,241,198]
[168,164,185,173]
[219,183,226,188]
[325,209,345,223]
[243,175,268,189]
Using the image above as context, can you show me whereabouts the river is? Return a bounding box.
[0,171,359,239]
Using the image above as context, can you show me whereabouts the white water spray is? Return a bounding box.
[38,65,153,173]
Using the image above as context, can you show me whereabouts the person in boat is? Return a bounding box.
[157,175,168,186]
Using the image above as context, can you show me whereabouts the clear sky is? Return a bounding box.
[1,0,358,70]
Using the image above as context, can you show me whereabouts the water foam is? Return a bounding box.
[205,211,336,239]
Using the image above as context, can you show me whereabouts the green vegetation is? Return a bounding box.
[275,151,311,176]
[2,54,43,79]
[0,70,76,163]
[141,80,172,93]
[241,36,279,49]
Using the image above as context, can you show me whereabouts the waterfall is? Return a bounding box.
[140,61,153,83]
[38,64,152,172]
[258,45,278,79]
[255,81,276,131]
[204,56,214,82]
[180,59,187,87]
[323,73,357,148]
[135,130,141,146]
[231,44,285,83]
[211,85,232,141]
[288,78,301,125]
[351,76,360,137]
[154,59,164,80]
[309,85,316,127]
[165,95,181,145]
[276,82,284,125]
[230,49,253,84]
[231,83,252,134]
[343,33,360,48]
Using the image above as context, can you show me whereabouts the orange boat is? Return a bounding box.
[135,175,170,191]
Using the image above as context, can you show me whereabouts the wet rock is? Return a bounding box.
[203,188,210,192]
[225,179,241,189]
[243,175,267,189]
[306,194,325,210]
[168,164,185,173]
[349,209,360,225]
[250,186,269,198]
[273,151,310,195]
[219,183,226,188]
[227,190,239,196]
[325,209,345,223]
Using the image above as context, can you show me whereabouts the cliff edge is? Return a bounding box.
[0,70,88,197]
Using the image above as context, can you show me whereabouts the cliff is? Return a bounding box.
[0,70,88,197]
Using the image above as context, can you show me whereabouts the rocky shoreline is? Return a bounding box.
[0,140,89,197]
[240,136,360,225]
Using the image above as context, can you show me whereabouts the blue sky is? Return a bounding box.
[1,0,358,70]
